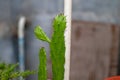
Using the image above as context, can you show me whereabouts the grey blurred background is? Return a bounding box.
[0,0,120,80]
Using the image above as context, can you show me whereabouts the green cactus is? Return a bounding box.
[34,14,66,80]
[34,26,51,43]
[50,14,66,80]
[38,47,47,80]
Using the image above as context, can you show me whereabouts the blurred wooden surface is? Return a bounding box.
[70,21,119,80]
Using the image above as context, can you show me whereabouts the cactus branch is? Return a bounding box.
[38,47,47,80]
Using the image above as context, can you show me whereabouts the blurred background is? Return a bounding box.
[0,0,120,80]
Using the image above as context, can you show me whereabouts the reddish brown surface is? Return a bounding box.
[105,76,120,80]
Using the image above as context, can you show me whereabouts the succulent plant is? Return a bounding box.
[38,47,47,80]
[34,14,66,80]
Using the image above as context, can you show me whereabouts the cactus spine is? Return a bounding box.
[34,14,66,80]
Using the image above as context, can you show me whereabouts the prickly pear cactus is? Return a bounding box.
[38,47,47,80]
[50,14,66,80]
[34,14,66,80]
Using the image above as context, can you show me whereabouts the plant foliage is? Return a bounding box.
[38,47,47,80]
[0,63,35,80]
[34,14,66,80]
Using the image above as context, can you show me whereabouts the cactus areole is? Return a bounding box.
[34,14,66,80]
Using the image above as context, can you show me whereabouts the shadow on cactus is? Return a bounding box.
[34,14,66,80]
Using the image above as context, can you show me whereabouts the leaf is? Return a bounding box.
[0,63,35,80]
[34,26,51,43]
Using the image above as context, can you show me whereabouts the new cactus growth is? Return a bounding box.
[38,47,47,80]
[34,26,51,43]
[34,14,66,80]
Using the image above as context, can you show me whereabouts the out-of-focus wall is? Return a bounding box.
[0,0,120,80]
[1,0,120,23]
[70,21,119,80]
[72,0,120,24]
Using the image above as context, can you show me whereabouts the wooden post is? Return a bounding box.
[64,0,72,80]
